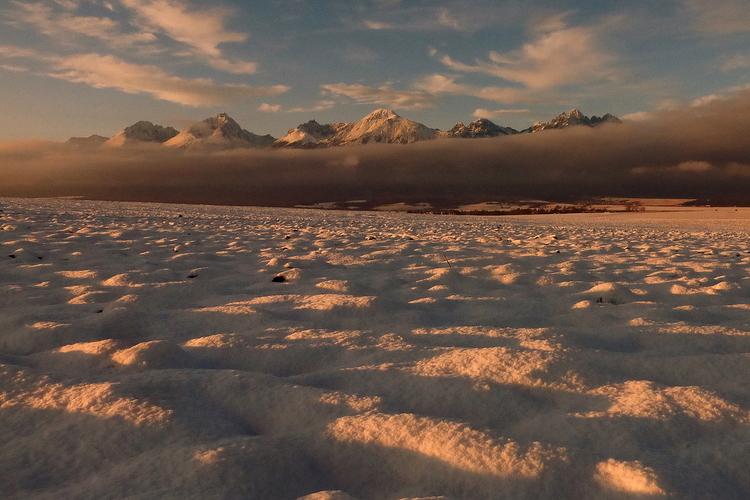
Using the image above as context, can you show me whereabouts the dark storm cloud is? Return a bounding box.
[2,91,750,206]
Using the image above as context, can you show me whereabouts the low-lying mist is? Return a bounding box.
[3,91,750,207]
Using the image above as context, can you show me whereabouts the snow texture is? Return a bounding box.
[2,198,750,499]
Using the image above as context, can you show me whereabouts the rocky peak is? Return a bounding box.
[363,109,400,122]
[65,134,109,148]
[590,113,622,125]
[122,121,179,142]
[103,120,178,146]
[165,113,275,149]
[194,113,244,138]
[449,118,517,138]
[528,109,619,132]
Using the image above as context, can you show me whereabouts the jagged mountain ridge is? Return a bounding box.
[71,108,621,150]
[528,109,622,133]
[65,134,109,148]
[274,109,446,147]
[448,118,518,138]
[272,119,353,148]
[164,113,274,150]
[105,121,178,146]
[330,109,447,145]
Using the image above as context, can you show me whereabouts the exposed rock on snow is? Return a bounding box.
[273,120,353,148]
[330,109,448,145]
[104,121,178,146]
[164,113,275,150]
[529,109,621,133]
[65,134,109,148]
[448,118,518,138]
[275,109,447,147]
[67,109,621,151]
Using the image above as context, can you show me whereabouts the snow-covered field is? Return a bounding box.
[2,198,750,499]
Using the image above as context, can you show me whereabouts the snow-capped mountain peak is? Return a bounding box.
[165,113,274,150]
[332,109,445,145]
[362,108,400,121]
[529,109,619,132]
[104,121,178,146]
[449,118,518,138]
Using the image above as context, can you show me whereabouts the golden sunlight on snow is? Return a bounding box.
[3,198,750,499]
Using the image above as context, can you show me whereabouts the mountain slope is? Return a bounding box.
[66,108,622,151]
[448,118,518,138]
[273,120,353,148]
[164,113,275,150]
[529,109,621,133]
[276,109,447,148]
[329,109,447,145]
[65,135,109,148]
[104,121,178,146]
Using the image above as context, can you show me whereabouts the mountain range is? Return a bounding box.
[66,108,621,151]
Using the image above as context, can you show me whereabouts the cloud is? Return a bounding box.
[436,23,621,89]
[0,44,56,61]
[363,20,393,30]
[621,111,652,122]
[288,101,336,113]
[120,0,244,56]
[8,0,258,74]
[7,1,158,48]
[436,8,465,30]
[528,11,574,34]
[472,108,535,119]
[722,53,750,71]
[413,74,559,104]
[205,58,257,75]
[677,161,713,172]
[258,101,335,113]
[49,53,287,106]
[682,0,750,34]
[690,94,722,107]
[322,83,437,109]
[119,0,257,74]
[258,103,282,113]
[357,1,516,33]
[0,64,28,72]
[0,44,283,105]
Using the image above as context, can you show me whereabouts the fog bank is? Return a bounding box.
[3,92,750,206]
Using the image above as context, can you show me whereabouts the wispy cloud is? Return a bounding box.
[472,108,536,119]
[258,101,335,113]
[0,44,55,60]
[413,74,560,104]
[7,0,259,74]
[7,1,158,49]
[49,53,287,106]
[359,1,515,33]
[435,22,622,90]
[120,0,244,56]
[363,20,393,30]
[722,53,750,71]
[258,103,282,113]
[682,0,750,34]
[322,83,437,109]
[0,63,28,72]
[120,0,258,74]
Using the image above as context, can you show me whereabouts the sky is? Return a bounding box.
[1,0,750,141]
